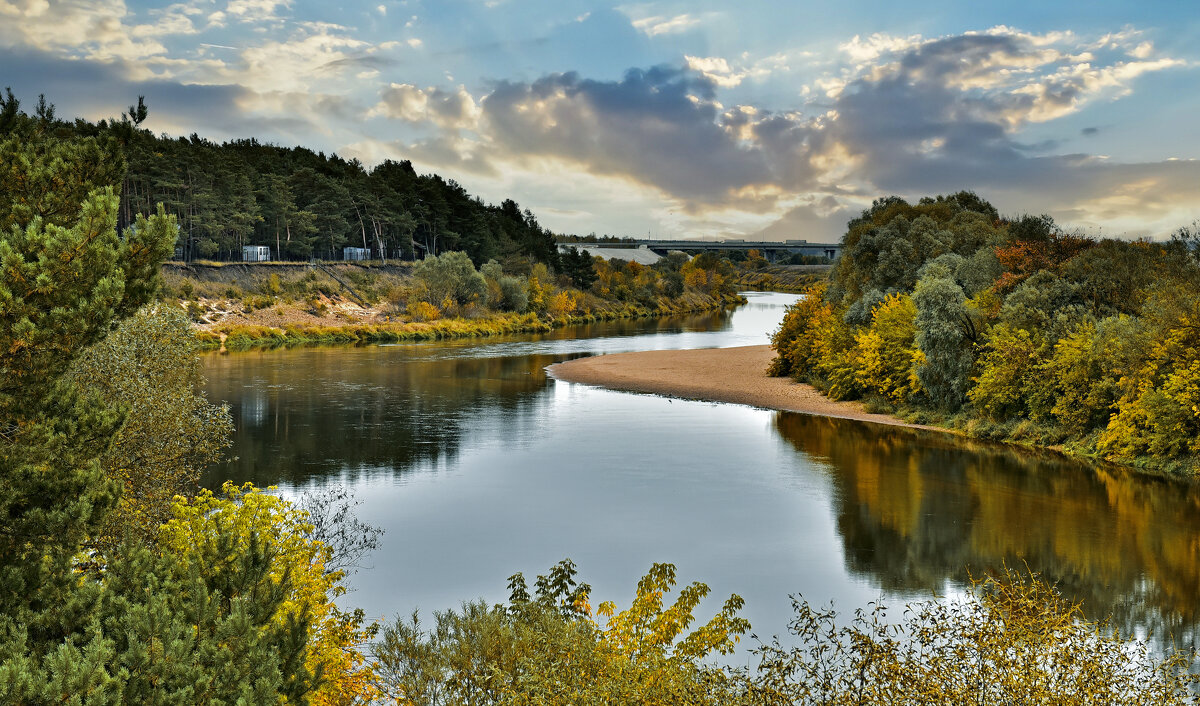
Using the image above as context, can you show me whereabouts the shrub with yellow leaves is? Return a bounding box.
[160,483,379,705]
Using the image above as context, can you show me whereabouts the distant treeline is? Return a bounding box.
[1,91,561,267]
[556,233,638,244]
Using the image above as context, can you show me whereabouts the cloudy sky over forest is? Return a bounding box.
[1,0,1197,240]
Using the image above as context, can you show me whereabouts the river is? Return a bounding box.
[202,291,1200,651]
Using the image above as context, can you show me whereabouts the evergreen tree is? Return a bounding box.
[0,106,326,705]
[0,129,175,688]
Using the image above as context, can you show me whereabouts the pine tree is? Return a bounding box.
[0,128,174,691]
[0,109,321,705]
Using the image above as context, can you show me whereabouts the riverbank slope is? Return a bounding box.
[548,345,936,431]
[164,261,744,351]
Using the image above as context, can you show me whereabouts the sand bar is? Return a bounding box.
[547,345,937,431]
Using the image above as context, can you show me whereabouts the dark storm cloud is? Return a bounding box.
[460,31,1135,209]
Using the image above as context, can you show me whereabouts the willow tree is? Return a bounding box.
[913,269,975,409]
[68,307,233,552]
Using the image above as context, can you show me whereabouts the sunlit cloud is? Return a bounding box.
[369,83,480,130]
[224,0,289,23]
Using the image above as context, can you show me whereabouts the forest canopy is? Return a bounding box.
[1,89,560,267]
[771,191,1200,473]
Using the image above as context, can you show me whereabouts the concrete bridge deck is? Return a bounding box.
[560,238,841,262]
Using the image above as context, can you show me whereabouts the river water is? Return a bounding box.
[202,292,1200,651]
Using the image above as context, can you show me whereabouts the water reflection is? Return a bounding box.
[202,291,1200,655]
[206,349,567,485]
[774,412,1200,646]
[203,301,780,487]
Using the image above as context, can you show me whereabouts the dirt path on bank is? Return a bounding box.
[547,345,941,431]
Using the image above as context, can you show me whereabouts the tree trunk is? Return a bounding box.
[352,201,368,251]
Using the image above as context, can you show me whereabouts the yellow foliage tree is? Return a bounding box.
[768,282,833,378]
[593,563,750,704]
[682,261,710,290]
[547,290,579,317]
[968,323,1043,420]
[852,293,922,403]
[160,483,379,705]
[372,560,748,705]
[526,273,551,313]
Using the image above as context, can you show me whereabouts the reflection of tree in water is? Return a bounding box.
[200,309,735,489]
[774,412,1200,647]
[202,347,562,487]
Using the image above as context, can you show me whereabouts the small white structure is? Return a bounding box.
[242,245,270,262]
[343,247,371,261]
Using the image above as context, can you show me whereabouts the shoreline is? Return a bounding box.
[194,296,744,352]
[547,345,939,432]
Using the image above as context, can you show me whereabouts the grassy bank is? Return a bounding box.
[201,293,742,351]
[169,251,747,351]
[882,403,1200,477]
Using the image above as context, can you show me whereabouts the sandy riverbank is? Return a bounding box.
[547,345,937,431]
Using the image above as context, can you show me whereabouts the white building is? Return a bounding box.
[242,245,270,262]
[343,247,371,261]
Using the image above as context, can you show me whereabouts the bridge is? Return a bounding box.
[560,239,842,263]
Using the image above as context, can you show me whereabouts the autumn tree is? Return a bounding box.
[372,560,748,705]
[994,214,1092,292]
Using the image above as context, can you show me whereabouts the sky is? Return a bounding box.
[1,0,1198,242]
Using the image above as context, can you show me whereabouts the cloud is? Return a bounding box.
[816,27,1188,199]
[684,51,805,88]
[1,8,1194,241]
[225,25,369,91]
[630,13,700,37]
[364,24,1193,238]
[479,67,776,204]
[0,0,172,62]
[753,197,857,243]
[370,83,480,130]
[225,0,289,23]
[839,32,924,66]
[0,46,249,134]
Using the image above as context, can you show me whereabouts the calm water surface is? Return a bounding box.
[202,292,1200,649]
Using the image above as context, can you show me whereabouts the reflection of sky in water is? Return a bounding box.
[202,290,1200,654]
[377,290,795,361]
[240,387,268,427]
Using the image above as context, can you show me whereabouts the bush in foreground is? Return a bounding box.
[752,568,1197,705]
[370,562,1197,705]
